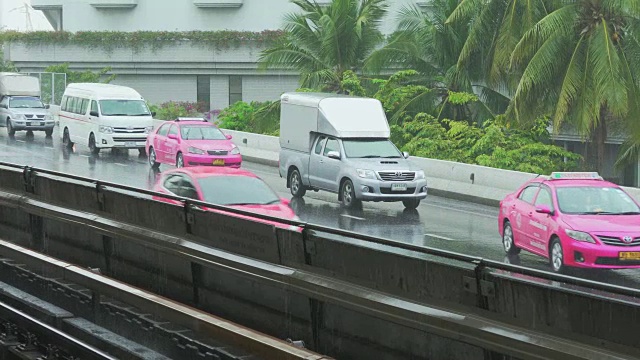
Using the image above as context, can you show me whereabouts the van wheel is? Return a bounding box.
[289,169,306,197]
[148,147,160,169]
[402,199,421,210]
[176,152,184,168]
[88,133,100,154]
[62,128,73,149]
[341,179,361,208]
[45,129,53,137]
[6,119,15,137]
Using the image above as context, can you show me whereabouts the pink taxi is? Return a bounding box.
[498,172,640,272]
[146,118,241,169]
[152,167,299,228]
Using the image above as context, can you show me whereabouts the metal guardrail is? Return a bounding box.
[4,161,640,300]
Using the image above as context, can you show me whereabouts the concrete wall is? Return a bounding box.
[32,0,431,34]
[112,74,197,104]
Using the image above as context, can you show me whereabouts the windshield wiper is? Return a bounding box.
[131,113,151,116]
[382,155,402,158]
[574,211,617,215]
[612,211,640,215]
[103,113,129,116]
[263,200,281,205]
[359,155,381,158]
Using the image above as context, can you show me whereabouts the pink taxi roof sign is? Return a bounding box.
[549,172,603,180]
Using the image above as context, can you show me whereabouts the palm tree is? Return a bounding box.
[507,1,640,171]
[258,0,388,92]
[365,1,510,124]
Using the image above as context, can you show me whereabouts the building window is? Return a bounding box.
[229,76,242,105]
[197,76,211,111]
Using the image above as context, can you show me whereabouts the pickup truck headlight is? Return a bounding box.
[230,146,240,155]
[13,114,26,120]
[99,126,113,134]
[357,169,376,179]
[415,170,425,180]
[188,147,205,155]
[44,114,53,121]
[565,229,596,243]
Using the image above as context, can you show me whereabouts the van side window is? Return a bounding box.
[67,97,77,114]
[314,136,326,155]
[91,100,99,114]
[79,98,89,114]
[323,138,339,156]
[60,96,68,111]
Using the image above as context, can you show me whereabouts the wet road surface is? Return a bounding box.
[1,128,639,289]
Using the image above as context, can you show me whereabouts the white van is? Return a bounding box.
[58,83,155,155]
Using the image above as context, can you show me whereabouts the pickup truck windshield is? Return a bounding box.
[343,139,402,158]
[99,100,151,116]
[9,97,44,108]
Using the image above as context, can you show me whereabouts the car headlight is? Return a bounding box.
[230,146,240,155]
[44,114,53,120]
[565,229,596,243]
[144,126,154,134]
[99,126,113,134]
[357,169,376,179]
[14,114,26,120]
[415,170,425,180]
[188,147,205,155]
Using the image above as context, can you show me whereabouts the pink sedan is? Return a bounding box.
[146,118,241,169]
[498,172,640,272]
[152,166,299,229]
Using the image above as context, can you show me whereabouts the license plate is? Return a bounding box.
[125,142,136,147]
[391,183,407,192]
[212,159,225,166]
[619,252,640,260]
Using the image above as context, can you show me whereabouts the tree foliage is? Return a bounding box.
[44,63,116,84]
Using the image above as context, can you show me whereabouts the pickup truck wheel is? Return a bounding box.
[289,169,306,197]
[402,199,421,210]
[45,129,53,137]
[341,179,361,208]
[6,119,15,137]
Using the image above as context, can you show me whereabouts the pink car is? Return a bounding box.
[146,118,241,169]
[498,172,640,272]
[152,166,299,229]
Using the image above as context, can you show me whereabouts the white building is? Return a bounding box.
[3,0,431,111]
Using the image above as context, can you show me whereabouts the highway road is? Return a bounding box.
[1,128,640,289]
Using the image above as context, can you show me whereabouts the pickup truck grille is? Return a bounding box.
[25,114,45,119]
[377,171,415,182]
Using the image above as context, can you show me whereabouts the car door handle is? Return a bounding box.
[528,211,533,216]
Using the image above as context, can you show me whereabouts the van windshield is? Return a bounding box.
[342,139,402,158]
[99,100,151,116]
[9,97,44,109]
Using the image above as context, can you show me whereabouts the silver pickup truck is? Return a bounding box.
[278,92,428,209]
[0,73,54,137]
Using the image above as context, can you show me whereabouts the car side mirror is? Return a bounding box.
[151,111,157,117]
[535,205,553,215]
[167,133,178,140]
[226,134,232,140]
[327,151,341,160]
[403,151,410,159]
[44,104,50,109]
[89,110,99,117]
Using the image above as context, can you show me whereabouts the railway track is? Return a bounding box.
[0,238,331,360]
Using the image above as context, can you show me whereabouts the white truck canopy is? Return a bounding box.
[280,92,390,152]
[0,73,41,97]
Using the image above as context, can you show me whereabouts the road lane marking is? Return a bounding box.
[424,233,458,241]
[341,214,366,221]
[79,155,89,158]
[115,163,127,167]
